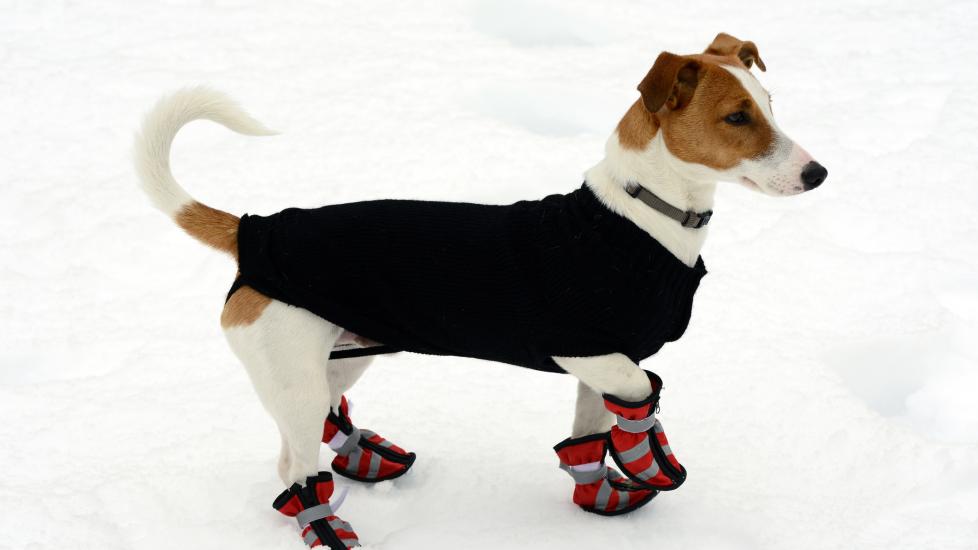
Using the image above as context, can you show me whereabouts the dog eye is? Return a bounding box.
[724,111,750,126]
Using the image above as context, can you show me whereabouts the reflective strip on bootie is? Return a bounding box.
[604,371,686,490]
[324,396,416,483]
[554,434,657,516]
[273,472,360,549]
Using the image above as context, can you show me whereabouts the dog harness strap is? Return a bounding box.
[616,413,656,433]
[296,503,334,527]
[625,182,713,228]
[559,462,609,485]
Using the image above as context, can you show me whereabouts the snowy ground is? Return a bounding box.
[2,1,978,548]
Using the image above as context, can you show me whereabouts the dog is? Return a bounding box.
[135,33,826,548]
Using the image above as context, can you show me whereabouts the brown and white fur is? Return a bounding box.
[135,34,825,500]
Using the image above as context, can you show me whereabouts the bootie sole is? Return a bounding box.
[331,437,417,484]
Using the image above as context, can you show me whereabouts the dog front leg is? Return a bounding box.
[547,354,657,515]
[573,381,613,438]
[551,353,687,515]
[554,353,652,401]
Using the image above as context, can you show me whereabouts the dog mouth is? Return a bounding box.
[739,176,761,190]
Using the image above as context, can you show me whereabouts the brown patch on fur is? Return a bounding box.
[690,53,749,71]
[221,286,271,328]
[616,99,659,151]
[176,202,240,260]
[704,33,766,72]
[618,51,700,151]
[638,52,702,114]
[616,50,774,163]
[659,62,774,170]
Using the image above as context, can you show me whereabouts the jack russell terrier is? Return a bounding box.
[135,33,827,548]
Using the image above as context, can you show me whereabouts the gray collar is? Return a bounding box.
[624,182,713,229]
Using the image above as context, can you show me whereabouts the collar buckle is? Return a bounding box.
[682,210,713,229]
[625,182,642,198]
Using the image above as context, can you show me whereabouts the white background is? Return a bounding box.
[2,1,977,548]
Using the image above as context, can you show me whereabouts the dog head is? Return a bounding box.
[618,33,826,195]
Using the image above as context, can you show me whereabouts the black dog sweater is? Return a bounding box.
[232,184,707,373]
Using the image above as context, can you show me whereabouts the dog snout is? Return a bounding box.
[800,161,828,190]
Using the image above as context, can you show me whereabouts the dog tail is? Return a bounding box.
[133,87,276,258]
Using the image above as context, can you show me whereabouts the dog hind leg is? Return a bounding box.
[224,298,341,484]
[326,355,374,410]
[322,355,416,483]
[223,297,362,549]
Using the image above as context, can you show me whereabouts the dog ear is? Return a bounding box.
[704,32,766,72]
[637,52,702,113]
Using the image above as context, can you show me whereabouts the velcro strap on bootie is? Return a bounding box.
[616,413,657,433]
[273,472,360,549]
[604,370,686,491]
[559,462,609,485]
[554,434,657,516]
[323,396,416,483]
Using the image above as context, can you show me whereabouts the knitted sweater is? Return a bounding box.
[233,184,707,373]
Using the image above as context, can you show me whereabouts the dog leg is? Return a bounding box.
[322,355,416,483]
[224,298,341,484]
[224,297,361,549]
[326,356,374,410]
[551,355,660,515]
[573,381,613,437]
[553,354,687,492]
[553,353,652,401]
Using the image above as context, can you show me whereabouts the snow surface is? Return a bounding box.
[2,1,978,548]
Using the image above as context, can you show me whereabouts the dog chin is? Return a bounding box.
[742,176,805,197]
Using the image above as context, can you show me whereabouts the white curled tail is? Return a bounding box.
[133,86,275,257]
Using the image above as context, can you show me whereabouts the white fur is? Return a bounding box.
[720,66,815,196]
[585,133,715,268]
[138,71,821,534]
[224,298,342,485]
[583,65,820,270]
[570,66,824,436]
[134,86,275,219]
[327,356,374,410]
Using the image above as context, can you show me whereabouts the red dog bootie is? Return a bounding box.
[273,472,360,549]
[604,371,686,490]
[554,433,657,516]
[322,396,416,482]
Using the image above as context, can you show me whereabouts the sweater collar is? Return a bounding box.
[624,182,713,229]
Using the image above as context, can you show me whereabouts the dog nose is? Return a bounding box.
[801,161,828,190]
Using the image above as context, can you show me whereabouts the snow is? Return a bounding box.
[2,0,978,548]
